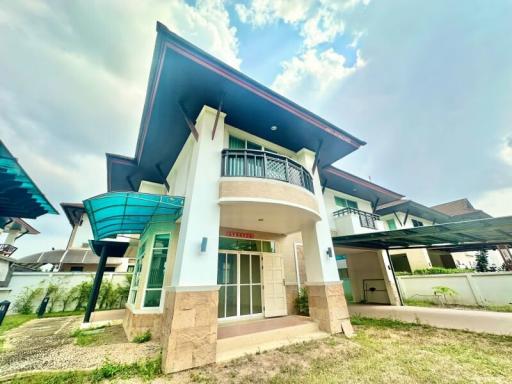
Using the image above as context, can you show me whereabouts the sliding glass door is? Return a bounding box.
[218,252,262,319]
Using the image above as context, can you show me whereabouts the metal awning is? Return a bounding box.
[83,192,184,240]
[333,216,512,252]
[0,140,57,218]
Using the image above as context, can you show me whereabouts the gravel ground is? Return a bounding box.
[0,316,160,378]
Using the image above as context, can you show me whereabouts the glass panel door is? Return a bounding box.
[218,252,262,319]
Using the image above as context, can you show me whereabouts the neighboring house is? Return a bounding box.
[432,198,509,269]
[16,203,136,272]
[0,218,40,257]
[0,140,57,287]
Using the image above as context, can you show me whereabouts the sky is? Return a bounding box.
[1,0,511,257]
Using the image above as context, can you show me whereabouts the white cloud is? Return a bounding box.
[474,187,512,217]
[272,48,365,102]
[301,7,345,48]
[0,0,241,256]
[235,0,314,26]
[499,135,512,167]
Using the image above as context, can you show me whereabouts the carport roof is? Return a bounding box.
[332,216,512,252]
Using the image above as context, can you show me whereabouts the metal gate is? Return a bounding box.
[363,279,390,304]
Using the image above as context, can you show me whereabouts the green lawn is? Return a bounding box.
[404,298,512,313]
[7,316,512,384]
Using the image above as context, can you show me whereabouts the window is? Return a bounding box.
[334,196,358,209]
[144,234,170,307]
[228,135,276,152]
[104,267,116,272]
[219,237,275,253]
[412,219,424,227]
[70,266,83,272]
[127,265,134,273]
[129,240,146,305]
[386,219,397,230]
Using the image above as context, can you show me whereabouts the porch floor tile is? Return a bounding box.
[217,315,313,339]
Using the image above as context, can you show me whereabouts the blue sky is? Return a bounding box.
[1,0,511,256]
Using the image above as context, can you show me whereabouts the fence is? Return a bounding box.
[0,272,131,314]
[397,272,512,306]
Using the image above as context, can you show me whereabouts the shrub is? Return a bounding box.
[295,287,309,316]
[73,280,93,311]
[12,287,44,314]
[433,286,457,305]
[132,330,152,343]
[475,250,489,272]
[412,267,473,275]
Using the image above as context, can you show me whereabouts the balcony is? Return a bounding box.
[219,149,320,234]
[221,149,314,193]
[0,243,17,256]
[332,207,384,235]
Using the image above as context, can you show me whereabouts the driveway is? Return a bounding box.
[0,316,159,378]
[349,304,512,335]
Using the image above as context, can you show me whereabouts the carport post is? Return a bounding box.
[83,245,108,323]
[385,248,404,306]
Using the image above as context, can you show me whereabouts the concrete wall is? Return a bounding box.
[0,272,131,313]
[69,214,94,249]
[397,272,512,306]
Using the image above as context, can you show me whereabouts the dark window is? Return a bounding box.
[412,219,424,227]
[127,265,134,273]
[391,254,412,273]
[70,266,83,272]
[104,267,116,272]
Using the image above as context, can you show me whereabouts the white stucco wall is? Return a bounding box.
[69,214,94,249]
[397,272,512,306]
[166,135,194,197]
[0,258,10,282]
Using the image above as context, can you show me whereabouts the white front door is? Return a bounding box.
[262,253,287,317]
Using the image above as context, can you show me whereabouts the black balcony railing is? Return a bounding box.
[0,244,17,256]
[333,207,380,230]
[221,149,314,193]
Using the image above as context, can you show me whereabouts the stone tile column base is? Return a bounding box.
[306,282,354,336]
[123,306,163,341]
[161,287,219,373]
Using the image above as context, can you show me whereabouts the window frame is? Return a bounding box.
[142,232,171,309]
[334,196,359,209]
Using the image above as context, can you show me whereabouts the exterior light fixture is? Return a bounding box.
[200,237,208,253]
[258,218,264,222]
[270,125,278,131]
[326,247,333,258]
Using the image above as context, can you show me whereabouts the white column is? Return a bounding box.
[296,148,340,283]
[171,105,226,287]
[5,229,20,245]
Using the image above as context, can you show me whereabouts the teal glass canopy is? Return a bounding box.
[83,192,184,240]
[0,140,57,218]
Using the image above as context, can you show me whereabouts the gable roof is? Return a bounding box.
[60,203,86,227]
[107,22,365,192]
[431,198,492,220]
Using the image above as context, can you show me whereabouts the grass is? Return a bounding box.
[132,330,152,343]
[70,325,126,347]
[0,311,86,350]
[404,298,512,313]
[9,316,512,383]
[7,358,161,384]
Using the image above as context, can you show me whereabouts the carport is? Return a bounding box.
[333,216,512,305]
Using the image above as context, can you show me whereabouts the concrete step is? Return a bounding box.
[216,321,328,362]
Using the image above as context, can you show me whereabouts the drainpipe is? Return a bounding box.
[385,248,403,306]
[83,246,108,323]
[293,242,302,290]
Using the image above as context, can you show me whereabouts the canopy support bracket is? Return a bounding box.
[178,103,199,141]
[212,96,224,140]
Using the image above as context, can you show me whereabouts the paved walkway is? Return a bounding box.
[349,304,512,335]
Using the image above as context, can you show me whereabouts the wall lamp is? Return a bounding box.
[200,237,208,253]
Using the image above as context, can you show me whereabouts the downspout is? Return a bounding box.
[293,242,302,290]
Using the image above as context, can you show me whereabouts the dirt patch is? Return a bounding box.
[0,316,160,378]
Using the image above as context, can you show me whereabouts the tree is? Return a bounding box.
[475,249,489,272]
